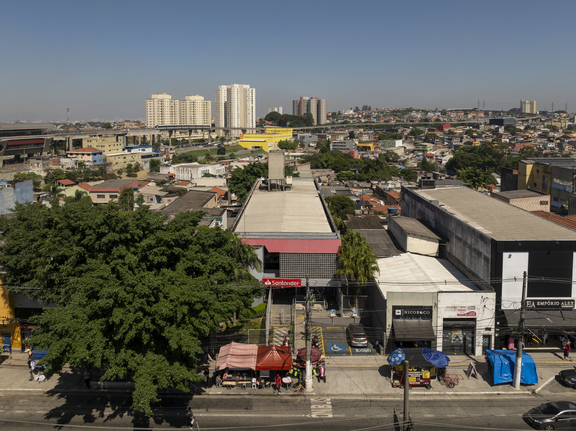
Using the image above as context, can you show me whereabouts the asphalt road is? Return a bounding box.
[0,391,573,430]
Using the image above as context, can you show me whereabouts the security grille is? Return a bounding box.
[279,253,337,278]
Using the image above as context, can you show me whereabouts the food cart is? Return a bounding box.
[388,348,448,389]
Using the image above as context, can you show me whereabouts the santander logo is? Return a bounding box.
[262,278,302,287]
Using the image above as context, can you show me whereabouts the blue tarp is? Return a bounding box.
[387,348,406,366]
[422,348,450,368]
[30,349,48,361]
[486,350,538,385]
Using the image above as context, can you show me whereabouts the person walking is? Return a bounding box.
[84,369,91,388]
[543,330,548,346]
[187,406,199,430]
[319,364,326,383]
[274,373,282,394]
[252,376,257,390]
[564,341,572,361]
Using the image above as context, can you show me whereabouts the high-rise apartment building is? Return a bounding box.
[214,84,256,137]
[180,95,211,125]
[520,99,537,114]
[292,96,327,125]
[146,93,211,128]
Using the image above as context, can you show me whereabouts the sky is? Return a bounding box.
[1,0,575,123]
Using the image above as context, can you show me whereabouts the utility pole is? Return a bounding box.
[305,275,313,392]
[403,359,412,430]
[513,271,527,389]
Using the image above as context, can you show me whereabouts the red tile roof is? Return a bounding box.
[77,183,91,191]
[532,211,576,231]
[387,190,400,199]
[177,181,191,186]
[58,179,75,186]
[209,187,227,199]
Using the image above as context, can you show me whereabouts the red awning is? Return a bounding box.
[256,345,293,371]
[242,238,340,254]
[215,342,258,371]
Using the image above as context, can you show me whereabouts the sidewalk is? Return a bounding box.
[1,348,573,398]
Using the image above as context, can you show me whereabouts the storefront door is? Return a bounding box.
[442,320,475,355]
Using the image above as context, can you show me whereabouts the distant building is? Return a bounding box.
[292,96,327,125]
[214,84,256,137]
[238,128,293,152]
[145,93,211,128]
[89,179,138,204]
[82,136,123,155]
[268,106,283,114]
[66,147,104,166]
[520,99,537,114]
[331,140,356,152]
[489,117,516,127]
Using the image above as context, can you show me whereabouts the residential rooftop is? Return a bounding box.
[412,186,576,241]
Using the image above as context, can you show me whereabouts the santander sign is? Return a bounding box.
[262,278,302,288]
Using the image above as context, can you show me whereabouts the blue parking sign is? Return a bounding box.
[326,343,346,354]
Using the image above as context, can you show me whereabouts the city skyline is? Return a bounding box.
[2,0,575,122]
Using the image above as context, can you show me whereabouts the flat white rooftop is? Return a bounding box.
[235,178,333,234]
[375,253,479,299]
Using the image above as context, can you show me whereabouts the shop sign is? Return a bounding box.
[393,306,433,320]
[457,308,477,317]
[524,299,575,310]
[262,278,301,288]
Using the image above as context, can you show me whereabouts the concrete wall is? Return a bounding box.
[0,180,33,214]
[388,216,439,257]
[437,291,496,357]
[401,186,493,283]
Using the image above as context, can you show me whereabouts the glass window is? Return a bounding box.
[97,195,105,199]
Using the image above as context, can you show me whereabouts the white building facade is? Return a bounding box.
[214,84,256,137]
[146,93,211,128]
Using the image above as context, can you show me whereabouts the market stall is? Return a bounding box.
[485,349,538,385]
[388,348,449,389]
[256,345,292,387]
[215,342,258,388]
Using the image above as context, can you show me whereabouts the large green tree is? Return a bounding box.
[456,166,497,189]
[228,162,268,203]
[0,200,263,416]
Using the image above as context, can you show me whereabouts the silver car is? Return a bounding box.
[346,324,368,347]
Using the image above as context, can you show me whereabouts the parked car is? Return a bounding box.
[346,324,368,347]
[558,368,576,388]
[525,401,576,429]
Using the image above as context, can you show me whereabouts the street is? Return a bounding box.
[0,391,573,430]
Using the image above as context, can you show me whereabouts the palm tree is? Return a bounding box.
[228,235,262,281]
[337,230,379,309]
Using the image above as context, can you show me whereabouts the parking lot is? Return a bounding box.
[313,325,378,357]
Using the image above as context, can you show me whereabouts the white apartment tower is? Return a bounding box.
[180,95,211,125]
[146,93,211,128]
[520,99,537,114]
[214,84,256,137]
[146,93,179,128]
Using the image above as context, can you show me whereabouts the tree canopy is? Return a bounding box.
[0,200,263,416]
[337,229,379,296]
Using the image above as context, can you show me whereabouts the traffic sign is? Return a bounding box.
[326,343,346,354]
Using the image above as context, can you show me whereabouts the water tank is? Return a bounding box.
[387,207,398,215]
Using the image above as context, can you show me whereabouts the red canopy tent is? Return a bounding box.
[215,342,258,372]
[256,345,292,371]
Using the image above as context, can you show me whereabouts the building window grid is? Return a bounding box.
[279,253,337,279]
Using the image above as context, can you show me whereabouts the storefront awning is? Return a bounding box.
[501,309,576,329]
[393,319,436,341]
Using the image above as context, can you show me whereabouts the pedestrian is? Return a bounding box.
[319,364,326,383]
[203,368,209,385]
[187,406,196,429]
[252,376,257,390]
[274,373,282,394]
[215,374,221,387]
[564,341,572,361]
[84,369,91,388]
[29,359,36,381]
[543,331,548,346]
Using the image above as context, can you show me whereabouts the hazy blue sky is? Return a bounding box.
[1,0,574,122]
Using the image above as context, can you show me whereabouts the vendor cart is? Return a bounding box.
[440,373,462,388]
[388,348,448,390]
[392,363,436,389]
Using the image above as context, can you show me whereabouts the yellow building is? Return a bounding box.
[105,152,142,172]
[357,142,380,151]
[237,128,293,152]
[518,160,552,194]
[83,136,124,154]
[0,284,22,353]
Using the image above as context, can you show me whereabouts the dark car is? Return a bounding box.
[558,368,576,388]
[346,323,368,347]
[525,401,576,429]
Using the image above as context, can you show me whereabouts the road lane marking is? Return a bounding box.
[309,397,333,418]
